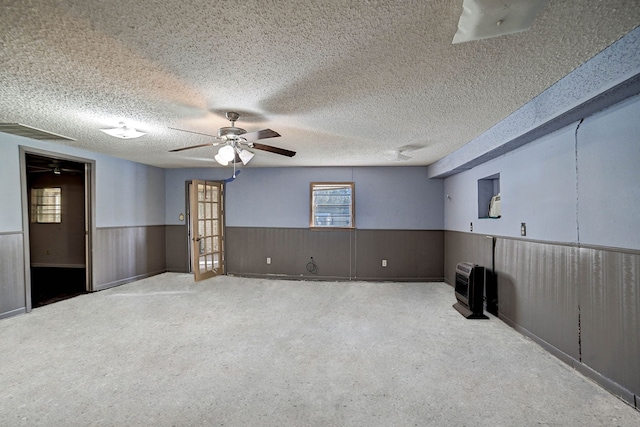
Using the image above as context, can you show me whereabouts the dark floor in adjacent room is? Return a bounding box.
[30,267,87,307]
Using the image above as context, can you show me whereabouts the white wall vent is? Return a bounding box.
[0,123,75,141]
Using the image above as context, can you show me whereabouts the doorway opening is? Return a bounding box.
[24,152,92,308]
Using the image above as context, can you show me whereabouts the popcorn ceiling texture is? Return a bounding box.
[1,0,639,169]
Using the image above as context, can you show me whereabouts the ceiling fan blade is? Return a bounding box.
[28,165,51,171]
[251,142,296,157]
[169,143,218,152]
[242,129,280,141]
[168,127,218,138]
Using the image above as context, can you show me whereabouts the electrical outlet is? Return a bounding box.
[520,223,526,236]
[382,259,387,267]
[470,222,473,232]
[266,257,271,264]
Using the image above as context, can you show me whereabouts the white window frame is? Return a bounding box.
[310,182,355,229]
[31,187,62,223]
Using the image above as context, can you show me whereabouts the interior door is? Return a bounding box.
[190,180,224,281]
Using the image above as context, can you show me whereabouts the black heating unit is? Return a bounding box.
[453,261,488,319]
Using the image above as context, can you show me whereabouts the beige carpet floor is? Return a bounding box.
[0,273,638,426]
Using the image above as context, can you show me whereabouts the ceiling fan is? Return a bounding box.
[27,160,83,175]
[169,112,295,166]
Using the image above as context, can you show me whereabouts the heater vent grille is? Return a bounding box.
[0,123,75,141]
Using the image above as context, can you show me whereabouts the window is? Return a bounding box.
[31,187,62,223]
[310,182,355,228]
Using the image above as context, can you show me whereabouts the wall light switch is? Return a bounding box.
[266,257,271,264]
[382,259,387,267]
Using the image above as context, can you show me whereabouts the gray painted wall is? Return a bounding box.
[577,96,640,249]
[444,124,578,243]
[444,94,640,251]
[0,133,166,231]
[96,155,166,227]
[165,166,443,229]
[0,135,23,232]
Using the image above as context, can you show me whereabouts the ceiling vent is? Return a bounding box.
[0,123,75,141]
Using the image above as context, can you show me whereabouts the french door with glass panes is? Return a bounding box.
[189,180,224,281]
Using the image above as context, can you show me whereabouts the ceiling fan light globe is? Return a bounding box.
[238,149,255,165]
[218,145,236,162]
[214,153,228,165]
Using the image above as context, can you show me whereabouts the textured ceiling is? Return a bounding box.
[1,0,639,169]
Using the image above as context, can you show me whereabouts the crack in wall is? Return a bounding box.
[575,118,584,245]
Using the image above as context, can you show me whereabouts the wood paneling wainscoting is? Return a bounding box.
[443,231,496,314]
[0,232,26,319]
[444,230,640,410]
[577,247,640,408]
[444,231,494,285]
[226,227,444,281]
[166,224,189,273]
[495,239,580,363]
[93,226,166,291]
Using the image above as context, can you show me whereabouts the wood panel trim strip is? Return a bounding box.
[446,230,640,255]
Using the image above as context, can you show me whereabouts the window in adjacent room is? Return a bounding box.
[31,187,62,223]
[310,182,355,228]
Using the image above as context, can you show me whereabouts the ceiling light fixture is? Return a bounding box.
[237,149,254,165]
[213,143,255,166]
[214,153,228,166]
[218,145,236,162]
[100,122,146,139]
[384,150,412,162]
[452,0,548,44]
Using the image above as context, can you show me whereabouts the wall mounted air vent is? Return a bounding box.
[0,123,75,141]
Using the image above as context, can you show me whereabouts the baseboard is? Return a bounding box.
[228,272,444,282]
[227,272,351,282]
[165,268,189,274]
[93,269,166,291]
[0,307,26,320]
[30,263,86,268]
[354,276,445,282]
[499,313,638,410]
[572,359,638,410]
